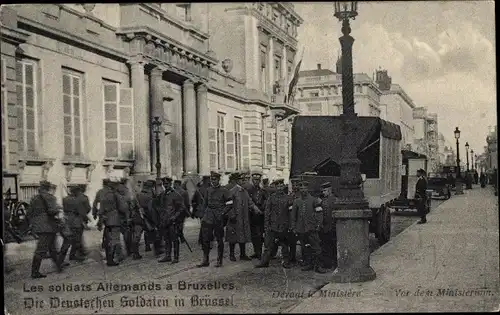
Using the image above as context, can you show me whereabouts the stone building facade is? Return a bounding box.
[0,3,303,204]
[296,61,382,117]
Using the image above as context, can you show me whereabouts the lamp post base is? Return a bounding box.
[332,209,376,283]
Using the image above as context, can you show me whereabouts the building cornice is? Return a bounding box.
[0,24,30,45]
[18,16,129,62]
[270,2,304,26]
[381,88,416,109]
[58,4,117,32]
[253,11,298,48]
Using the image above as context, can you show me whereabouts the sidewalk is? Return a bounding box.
[287,187,499,313]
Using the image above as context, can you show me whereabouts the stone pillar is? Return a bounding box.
[196,83,209,176]
[268,36,275,94]
[182,79,198,174]
[150,67,164,177]
[129,58,150,177]
[282,44,288,85]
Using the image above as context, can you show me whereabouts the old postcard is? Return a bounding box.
[2,2,498,314]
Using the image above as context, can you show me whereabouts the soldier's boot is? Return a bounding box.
[49,250,63,273]
[255,248,272,268]
[145,242,152,252]
[58,242,71,266]
[158,241,172,263]
[106,246,119,266]
[215,242,224,268]
[250,239,259,259]
[301,245,313,271]
[153,239,163,257]
[270,245,279,260]
[314,257,328,274]
[229,243,237,261]
[289,242,297,263]
[172,241,180,264]
[31,254,47,279]
[196,246,210,267]
[239,243,252,261]
[132,242,142,260]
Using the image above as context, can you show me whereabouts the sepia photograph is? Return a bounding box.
[1,1,498,314]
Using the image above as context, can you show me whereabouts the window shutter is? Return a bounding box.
[104,83,119,158]
[278,134,286,167]
[265,131,273,167]
[119,87,134,160]
[242,133,251,171]
[226,131,235,171]
[209,128,217,170]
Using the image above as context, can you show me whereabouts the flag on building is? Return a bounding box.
[287,48,304,105]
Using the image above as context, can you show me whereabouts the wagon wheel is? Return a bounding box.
[376,205,391,245]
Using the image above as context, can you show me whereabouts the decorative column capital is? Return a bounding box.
[196,83,208,93]
[183,79,195,88]
[151,66,165,77]
[65,164,75,182]
[127,56,147,67]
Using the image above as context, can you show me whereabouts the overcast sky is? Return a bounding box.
[294,1,496,153]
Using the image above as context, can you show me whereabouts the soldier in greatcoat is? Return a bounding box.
[245,173,268,260]
[93,179,111,250]
[136,180,158,253]
[256,179,293,269]
[123,179,144,260]
[196,172,233,268]
[191,175,211,246]
[173,179,191,237]
[28,181,64,278]
[290,181,327,273]
[97,180,127,266]
[287,177,301,264]
[226,173,262,261]
[58,185,87,266]
[117,179,132,259]
[319,182,338,269]
[75,184,91,257]
[157,177,186,264]
[415,169,428,224]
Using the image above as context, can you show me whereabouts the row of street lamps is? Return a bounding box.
[453,127,478,176]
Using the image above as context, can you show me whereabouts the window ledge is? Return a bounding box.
[62,156,95,168]
[19,155,55,167]
[102,159,134,169]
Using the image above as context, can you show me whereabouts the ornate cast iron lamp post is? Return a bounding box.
[471,150,474,171]
[152,116,162,180]
[332,1,376,283]
[465,142,470,171]
[454,127,464,194]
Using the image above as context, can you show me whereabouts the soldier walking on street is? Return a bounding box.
[226,173,261,262]
[58,185,87,266]
[287,177,301,264]
[318,182,338,270]
[415,169,428,224]
[117,179,132,259]
[245,173,268,260]
[157,177,186,264]
[123,180,144,260]
[196,172,233,268]
[256,179,292,269]
[29,181,64,278]
[173,179,191,240]
[76,184,91,258]
[290,181,327,273]
[97,180,126,267]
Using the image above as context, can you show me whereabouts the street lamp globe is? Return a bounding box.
[454,127,460,139]
[465,142,469,151]
[152,116,162,134]
[334,1,358,21]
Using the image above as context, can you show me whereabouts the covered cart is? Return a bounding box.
[290,116,402,245]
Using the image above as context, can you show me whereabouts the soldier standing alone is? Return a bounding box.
[197,172,233,268]
[319,182,338,270]
[290,181,327,273]
[29,181,64,278]
[415,169,428,224]
[255,179,292,269]
[136,180,158,253]
[191,175,211,246]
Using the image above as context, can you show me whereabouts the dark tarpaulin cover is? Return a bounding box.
[401,149,427,160]
[290,116,402,177]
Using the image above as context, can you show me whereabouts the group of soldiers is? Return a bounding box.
[27,171,340,279]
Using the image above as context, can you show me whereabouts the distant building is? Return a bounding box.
[296,59,381,117]
[485,125,498,171]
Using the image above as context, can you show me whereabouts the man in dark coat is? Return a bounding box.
[93,179,111,250]
[197,172,233,268]
[245,173,268,260]
[58,185,87,266]
[117,179,132,259]
[226,173,261,261]
[318,182,337,269]
[29,181,64,278]
[157,177,186,264]
[97,180,127,266]
[474,170,479,185]
[287,177,301,264]
[290,181,327,273]
[76,184,91,255]
[173,179,191,238]
[120,179,144,260]
[136,180,158,253]
[415,169,429,224]
[256,179,293,269]
[480,172,487,188]
[191,175,211,246]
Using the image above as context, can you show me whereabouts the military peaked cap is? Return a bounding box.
[210,172,221,179]
[274,179,285,185]
[39,180,54,190]
[120,178,128,184]
[162,176,173,183]
[102,179,111,185]
[290,177,300,183]
[69,185,81,193]
[229,172,240,181]
[262,178,269,184]
[173,180,182,184]
[251,173,262,180]
[201,175,211,181]
[417,168,426,174]
[299,180,309,187]
[321,182,332,189]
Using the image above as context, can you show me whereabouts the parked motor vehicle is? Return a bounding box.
[427,175,452,200]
